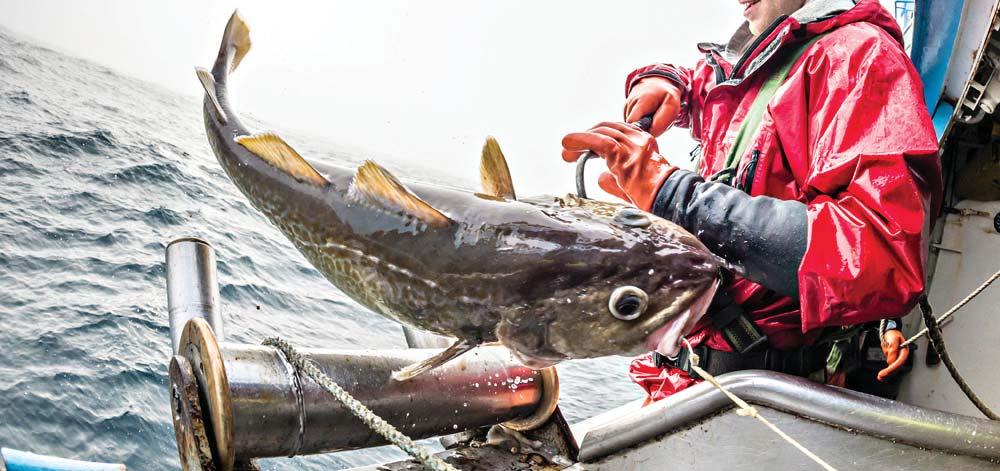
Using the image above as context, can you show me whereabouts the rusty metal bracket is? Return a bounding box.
[169,355,217,471]
[179,318,235,471]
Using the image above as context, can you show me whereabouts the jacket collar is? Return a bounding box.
[792,0,857,23]
[708,0,857,61]
[697,0,907,85]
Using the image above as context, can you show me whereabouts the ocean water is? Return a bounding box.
[0,29,643,469]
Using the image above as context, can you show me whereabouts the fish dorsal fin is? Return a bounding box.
[195,67,227,124]
[479,136,516,199]
[392,339,476,381]
[222,10,252,73]
[348,161,453,228]
[235,132,329,187]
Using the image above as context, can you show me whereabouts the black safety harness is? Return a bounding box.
[651,270,834,379]
[653,34,833,380]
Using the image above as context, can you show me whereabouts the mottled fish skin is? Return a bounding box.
[198,12,720,366]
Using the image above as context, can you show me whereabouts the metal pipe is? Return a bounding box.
[226,344,546,457]
[166,238,223,354]
[174,318,558,469]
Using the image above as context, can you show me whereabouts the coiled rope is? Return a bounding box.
[680,338,838,471]
[263,337,460,471]
[901,268,1000,347]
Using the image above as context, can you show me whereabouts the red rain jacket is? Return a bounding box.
[627,0,943,401]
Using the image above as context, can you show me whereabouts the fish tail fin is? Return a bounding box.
[198,10,250,124]
[216,10,252,75]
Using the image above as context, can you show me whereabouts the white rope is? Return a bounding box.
[681,338,838,471]
[263,337,460,471]
[902,269,1000,347]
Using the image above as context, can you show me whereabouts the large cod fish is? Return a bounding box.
[196,12,720,380]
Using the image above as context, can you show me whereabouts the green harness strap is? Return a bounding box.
[716,34,826,178]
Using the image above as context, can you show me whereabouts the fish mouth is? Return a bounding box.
[645,279,720,358]
[507,348,564,369]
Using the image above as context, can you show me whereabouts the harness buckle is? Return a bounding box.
[653,345,711,380]
[709,291,769,355]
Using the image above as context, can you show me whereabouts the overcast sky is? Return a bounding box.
[0,1,898,198]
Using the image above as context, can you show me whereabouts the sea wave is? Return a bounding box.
[0,27,643,471]
[0,129,117,156]
[4,90,32,104]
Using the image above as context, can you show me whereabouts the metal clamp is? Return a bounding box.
[272,343,306,458]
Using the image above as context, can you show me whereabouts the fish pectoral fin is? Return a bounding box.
[195,68,227,124]
[348,161,453,228]
[479,136,516,199]
[391,339,476,381]
[235,132,329,187]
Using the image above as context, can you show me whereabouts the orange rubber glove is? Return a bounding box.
[597,172,629,202]
[624,77,683,137]
[877,329,910,381]
[562,121,677,211]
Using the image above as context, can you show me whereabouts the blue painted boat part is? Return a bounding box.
[0,449,125,471]
[931,101,957,137]
[908,0,965,139]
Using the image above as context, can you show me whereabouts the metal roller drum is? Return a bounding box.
[176,319,558,470]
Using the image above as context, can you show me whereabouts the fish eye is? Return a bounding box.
[608,286,649,321]
[614,207,651,228]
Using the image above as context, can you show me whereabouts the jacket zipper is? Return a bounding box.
[740,150,761,193]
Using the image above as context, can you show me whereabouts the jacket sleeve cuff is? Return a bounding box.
[625,66,689,100]
[650,170,808,298]
[631,70,685,91]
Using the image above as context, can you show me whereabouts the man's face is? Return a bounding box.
[740,0,807,35]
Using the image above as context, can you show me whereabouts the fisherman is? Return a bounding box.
[562,0,943,401]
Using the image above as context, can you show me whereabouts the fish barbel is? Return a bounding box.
[196,11,720,379]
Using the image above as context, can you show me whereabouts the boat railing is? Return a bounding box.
[572,369,1000,464]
